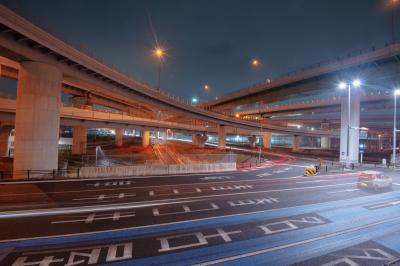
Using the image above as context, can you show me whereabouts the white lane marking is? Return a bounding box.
[1,190,398,244]
[52,211,136,224]
[0,173,357,198]
[256,173,272,177]
[199,176,232,181]
[328,189,360,194]
[210,185,253,191]
[72,193,136,201]
[368,200,400,209]
[190,215,400,266]
[277,164,309,168]
[296,180,332,184]
[0,182,357,219]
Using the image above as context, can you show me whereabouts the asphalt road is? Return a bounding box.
[1,156,400,265]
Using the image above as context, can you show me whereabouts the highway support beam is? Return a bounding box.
[115,128,123,147]
[292,135,300,152]
[340,92,360,165]
[263,132,272,149]
[142,130,150,148]
[72,126,87,155]
[218,125,226,149]
[13,62,62,178]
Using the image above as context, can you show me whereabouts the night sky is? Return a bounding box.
[0,0,396,101]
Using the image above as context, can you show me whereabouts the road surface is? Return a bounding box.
[1,156,400,265]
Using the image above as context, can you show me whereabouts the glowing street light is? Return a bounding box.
[251,58,260,67]
[191,97,198,104]
[338,79,362,167]
[204,84,209,91]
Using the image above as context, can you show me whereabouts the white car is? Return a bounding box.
[357,171,392,191]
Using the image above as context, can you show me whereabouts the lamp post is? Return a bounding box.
[339,79,361,167]
[393,89,400,168]
[154,47,164,90]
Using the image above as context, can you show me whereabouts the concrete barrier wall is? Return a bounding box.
[79,162,236,178]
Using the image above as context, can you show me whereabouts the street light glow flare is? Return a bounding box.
[204,84,209,91]
[154,47,164,58]
[339,82,347,89]
[395,89,400,95]
[191,97,198,103]
[251,58,259,67]
[352,79,361,87]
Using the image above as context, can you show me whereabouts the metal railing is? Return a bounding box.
[0,169,81,181]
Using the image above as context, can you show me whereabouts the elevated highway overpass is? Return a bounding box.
[0,5,337,177]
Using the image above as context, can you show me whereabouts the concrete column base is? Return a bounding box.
[115,128,123,147]
[248,135,257,148]
[292,135,300,152]
[218,125,226,149]
[13,61,62,178]
[72,126,87,155]
[321,136,331,149]
[263,132,272,149]
[142,130,150,148]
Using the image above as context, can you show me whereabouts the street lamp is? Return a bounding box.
[251,59,259,67]
[204,84,209,91]
[154,47,165,90]
[338,79,361,167]
[393,89,400,167]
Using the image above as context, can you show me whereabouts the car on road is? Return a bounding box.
[357,171,392,191]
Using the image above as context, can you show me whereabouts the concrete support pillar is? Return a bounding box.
[218,125,226,149]
[161,130,167,141]
[340,92,360,164]
[72,126,87,155]
[142,130,150,148]
[192,133,198,146]
[248,135,257,148]
[13,62,62,177]
[321,136,331,149]
[0,125,13,157]
[115,128,123,147]
[193,133,208,148]
[262,132,272,149]
[292,135,300,152]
